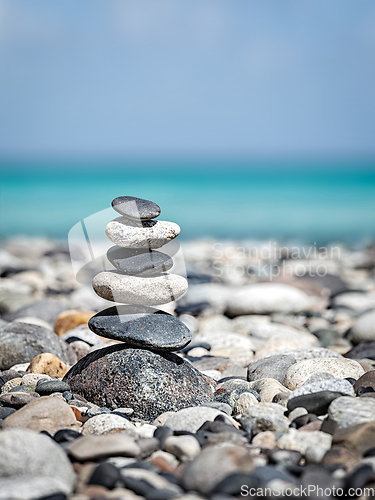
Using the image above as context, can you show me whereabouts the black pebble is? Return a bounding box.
[154,426,173,447]
[210,472,261,496]
[344,464,375,492]
[36,380,71,396]
[35,495,67,500]
[356,386,375,396]
[290,414,318,429]
[53,429,82,443]
[180,342,211,354]
[0,407,16,419]
[88,462,122,490]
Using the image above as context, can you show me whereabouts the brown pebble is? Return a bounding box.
[71,405,82,422]
[297,420,323,432]
[151,456,175,473]
[54,309,95,336]
[27,352,69,378]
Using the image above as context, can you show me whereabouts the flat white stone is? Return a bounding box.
[105,217,180,249]
[92,271,188,305]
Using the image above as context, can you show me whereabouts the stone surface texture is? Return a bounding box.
[105,218,180,249]
[64,344,215,421]
[92,271,188,305]
[88,305,191,351]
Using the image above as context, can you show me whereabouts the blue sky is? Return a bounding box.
[0,0,375,159]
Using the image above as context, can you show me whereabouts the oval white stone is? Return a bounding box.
[105,217,180,249]
[92,271,188,305]
[284,358,364,390]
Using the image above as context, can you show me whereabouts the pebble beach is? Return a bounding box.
[1,202,375,499]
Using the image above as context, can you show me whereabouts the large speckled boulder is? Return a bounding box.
[64,344,216,421]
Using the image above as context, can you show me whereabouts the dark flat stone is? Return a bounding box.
[63,344,215,421]
[111,196,161,220]
[344,342,375,360]
[0,407,16,419]
[36,380,71,396]
[88,305,192,351]
[107,246,173,276]
[287,391,343,415]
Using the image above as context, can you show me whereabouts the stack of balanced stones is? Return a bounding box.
[64,196,215,421]
[89,195,191,351]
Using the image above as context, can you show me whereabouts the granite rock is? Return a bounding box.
[64,344,215,421]
[88,305,191,351]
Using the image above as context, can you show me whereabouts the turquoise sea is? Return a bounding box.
[1,160,375,244]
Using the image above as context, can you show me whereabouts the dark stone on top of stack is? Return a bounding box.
[111,196,161,220]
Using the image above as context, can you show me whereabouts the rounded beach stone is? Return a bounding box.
[322,396,375,433]
[88,305,191,351]
[111,196,161,220]
[284,358,364,390]
[350,310,375,344]
[92,271,188,305]
[26,352,69,378]
[67,434,141,461]
[35,380,71,396]
[0,429,75,497]
[227,284,312,316]
[354,370,375,393]
[164,406,227,433]
[63,344,215,421]
[289,378,355,400]
[240,402,290,433]
[105,217,180,249]
[82,413,137,435]
[2,299,66,326]
[287,391,344,415]
[182,444,265,495]
[107,246,173,276]
[277,428,332,455]
[247,354,297,384]
[2,396,80,434]
[54,309,95,336]
[0,321,66,370]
